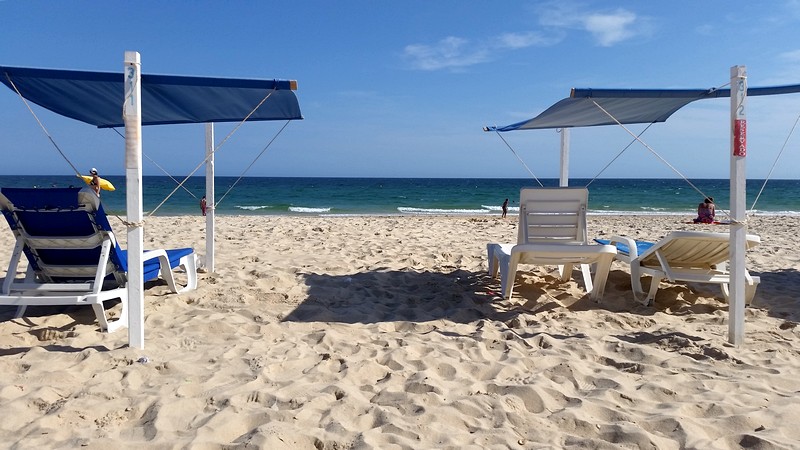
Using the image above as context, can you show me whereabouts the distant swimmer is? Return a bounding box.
[89,168,101,197]
[80,167,115,194]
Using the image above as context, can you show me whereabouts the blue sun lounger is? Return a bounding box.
[0,187,197,332]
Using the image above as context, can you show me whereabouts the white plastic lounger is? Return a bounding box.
[487,187,617,301]
[0,187,197,332]
[597,231,761,305]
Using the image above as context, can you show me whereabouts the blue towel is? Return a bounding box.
[594,238,654,256]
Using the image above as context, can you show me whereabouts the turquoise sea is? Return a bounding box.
[1,176,798,217]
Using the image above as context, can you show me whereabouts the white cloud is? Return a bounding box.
[402,4,644,71]
[695,24,714,36]
[583,10,637,47]
[764,49,800,84]
[403,30,563,71]
[403,36,490,71]
[494,31,562,50]
[779,49,800,62]
[537,3,644,47]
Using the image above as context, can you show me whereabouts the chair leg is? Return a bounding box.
[180,254,198,293]
[502,253,519,299]
[153,252,198,294]
[103,316,127,333]
[630,265,658,305]
[588,257,615,302]
[92,303,112,332]
[486,244,499,278]
[746,276,760,304]
[557,263,574,282]
[629,265,646,297]
[644,275,663,306]
[109,296,129,333]
[14,305,27,318]
[579,263,594,294]
[721,275,760,305]
[96,292,129,333]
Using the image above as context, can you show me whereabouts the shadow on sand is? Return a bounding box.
[286,266,800,329]
[283,269,531,325]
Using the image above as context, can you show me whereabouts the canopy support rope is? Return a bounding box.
[7,74,139,226]
[6,71,295,224]
[148,86,279,216]
[590,99,726,219]
[492,121,653,190]
[588,80,734,192]
[749,111,800,212]
[585,122,655,188]
[119,219,145,228]
[5,74,83,178]
[492,129,543,187]
[216,120,291,206]
[110,128,200,199]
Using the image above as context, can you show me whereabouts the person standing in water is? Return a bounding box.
[501,198,509,218]
[200,195,207,216]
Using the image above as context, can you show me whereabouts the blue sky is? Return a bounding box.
[2,1,800,179]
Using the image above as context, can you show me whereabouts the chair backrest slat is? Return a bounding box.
[0,187,127,285]
[517,187,589,245]
[639,231,760,269]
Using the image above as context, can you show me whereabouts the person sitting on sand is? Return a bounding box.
[693,197,715,223]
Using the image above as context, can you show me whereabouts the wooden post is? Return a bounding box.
[729,65,747,345]
[124,51,144,349]
[205,123,216,272]
[559,128,570,187]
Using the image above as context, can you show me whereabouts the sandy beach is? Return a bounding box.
[0,214,798,449]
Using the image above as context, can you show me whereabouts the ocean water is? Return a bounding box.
[1,176,798,217]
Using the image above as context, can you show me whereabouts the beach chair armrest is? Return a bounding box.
[608,235,640,259]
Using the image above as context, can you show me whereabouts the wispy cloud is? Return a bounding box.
[494,31,562,50]
[403,30,563,71]
[695,24,715,36]
[582,10,637,46]
[765,48,800,84]
[403,36,491,71]
[403,3,646,71]
[779,49,800,62]
[538,3,645,47]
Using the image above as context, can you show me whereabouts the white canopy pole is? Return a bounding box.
[728,65,748,345]
[123,51,144,349]
[559,128,570,186]
[204,123,215,272]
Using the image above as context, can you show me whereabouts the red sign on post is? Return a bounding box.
[733,119,747,156]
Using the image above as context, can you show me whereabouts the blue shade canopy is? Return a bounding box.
[487,85,800,131]
[0,66,302,128]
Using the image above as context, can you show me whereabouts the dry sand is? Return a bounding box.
[0,214,798,449]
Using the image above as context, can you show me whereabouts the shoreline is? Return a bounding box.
[6,176,800,217]
[0,214,798,447]
[138,210,800,218]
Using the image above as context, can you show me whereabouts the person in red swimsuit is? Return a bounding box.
[693,197,715,223]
